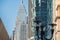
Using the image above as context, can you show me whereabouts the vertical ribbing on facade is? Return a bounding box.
[14,0,28,40]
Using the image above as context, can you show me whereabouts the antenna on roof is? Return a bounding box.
[21,0,23,4]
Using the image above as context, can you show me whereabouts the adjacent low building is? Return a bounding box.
[0,18,10,40]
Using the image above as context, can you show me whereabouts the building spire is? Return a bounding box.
[21,0,23,4]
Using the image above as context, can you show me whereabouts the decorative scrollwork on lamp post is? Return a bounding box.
[49,23,57,40]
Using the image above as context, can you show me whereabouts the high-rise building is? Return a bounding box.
[14,0,28,40]
[0,18,10,40]
[31,0,53,40]
[28,0,34,40]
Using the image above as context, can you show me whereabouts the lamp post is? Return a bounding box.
[34,17,46,40]
[41,26,45,40]
[49,23,57,40]
[34,18,41,40]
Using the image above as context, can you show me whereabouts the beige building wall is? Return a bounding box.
[28,0,33,40]
[55,6,60,40]
[53,0,60,40]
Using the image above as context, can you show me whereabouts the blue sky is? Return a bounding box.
[0,0,28,37]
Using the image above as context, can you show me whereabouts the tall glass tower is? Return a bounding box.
[32,0,53,40]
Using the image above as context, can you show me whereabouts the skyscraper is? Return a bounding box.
[28,0,34,40]
[14,0,28,40]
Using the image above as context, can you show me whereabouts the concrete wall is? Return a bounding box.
[28,0,33,39]
[53,0,60,40]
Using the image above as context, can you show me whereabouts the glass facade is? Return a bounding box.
[32,0,53,40]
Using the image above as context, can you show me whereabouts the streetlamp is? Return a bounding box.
[49,23,57,40]
[33,17,46,40]
[33,17,41,40]
[40,26,45,40]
